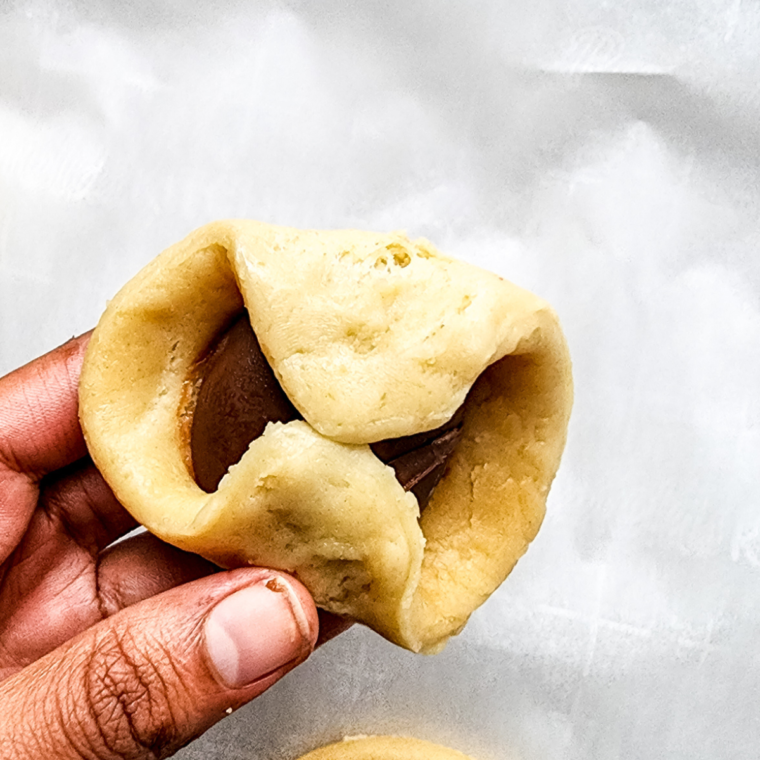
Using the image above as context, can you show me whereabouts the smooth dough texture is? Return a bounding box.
[293,736,477,760]
[79,220,572,653]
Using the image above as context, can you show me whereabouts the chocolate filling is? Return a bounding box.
[190,312,301,492]
[188,311,464,509]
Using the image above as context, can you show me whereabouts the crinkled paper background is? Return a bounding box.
[1,1,759,758]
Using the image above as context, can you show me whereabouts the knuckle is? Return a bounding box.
[81,628,184,760]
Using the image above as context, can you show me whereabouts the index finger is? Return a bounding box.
[0,333,92,479]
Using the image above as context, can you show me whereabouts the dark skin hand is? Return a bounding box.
[0,334,350,760]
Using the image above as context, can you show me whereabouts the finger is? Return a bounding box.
[0,334,91,561]
[1,459,137,591]
[0,531,217,677]
[0,332,91,479]
[98,534,352,649]
[0,567,319,760]
[37,457,137,553]
[97,532,219,614]
[97,534,351,648]
[41,457,137,552]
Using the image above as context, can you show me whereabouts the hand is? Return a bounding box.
[0,335,344,759]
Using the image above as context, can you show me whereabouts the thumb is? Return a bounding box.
[0,567,319,760]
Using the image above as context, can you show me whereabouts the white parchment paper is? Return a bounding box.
[2,2,759,758]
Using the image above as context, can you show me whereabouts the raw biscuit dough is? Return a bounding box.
[79,220,573,653]
[293,735,477,760]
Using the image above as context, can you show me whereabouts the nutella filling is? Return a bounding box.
[190,312,301,492]
[188,311,464,508]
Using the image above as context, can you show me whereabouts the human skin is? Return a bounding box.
[0,334,349,760]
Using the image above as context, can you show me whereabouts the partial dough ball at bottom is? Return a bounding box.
[295,735,476,760]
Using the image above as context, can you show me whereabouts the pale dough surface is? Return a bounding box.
[293,735,476,760]
[79,220,572,652]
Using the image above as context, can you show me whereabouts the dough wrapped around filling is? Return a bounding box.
[79,220,573,653]
[184,309,466,509]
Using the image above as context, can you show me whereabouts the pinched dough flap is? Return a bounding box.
[79,220,572,653]
[229,224,545,443]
